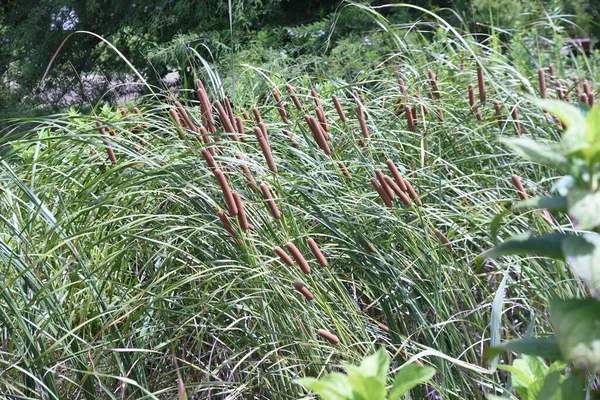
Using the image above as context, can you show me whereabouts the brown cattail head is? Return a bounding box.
[235,116,246,141]
[405,105,416,132]
[214,168,238,216]
[579,92,589,105]
[223,96,235,123]
[274,246,294,266]
[511,174,528,200]
[477,66,486,104]
[583,80,592,97]
[375,169,395,200]
[538,68,547,99]
[235,152,257,189]
[195,80,216,132]
[377,323,390,332]
[254,127,278,173]
[252,107,263,124]
[273,89,291,124]
[169,109,186,140]
[331,95,347,122]
[286,84,303,110]
[293,281,314,301]
[214,100,236,134]
[548,64,556,78]
[96,121,117,164]
[315,106,330,133]
[510,106,521,134]
[411,105,418,125]
[337,161,352,180]
[285,242,310,274]
[232,191,250,231]
[307,238,328,267]
[356,105,370,139]
[317,329,339,345]
[428,69,441,99]
[175,101,196,131]
[574,76,582,96]
[305,115,332,155]
[589,92,595,107]
[371,178,393,208]
[260,183,281,219]
[386,160,407,192]
[201,148,217,171]
[383,175,411,206]
[434,228,452,250]
[311,88,322,108]
[217,210,237,238]
[494,100,503,126]
[403,178,422,206]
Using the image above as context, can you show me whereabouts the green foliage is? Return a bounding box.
[297,349,435,400]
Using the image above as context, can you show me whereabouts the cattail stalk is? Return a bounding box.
[403,178,422,206]
[254,127,278,173]
[434,229,452,250]
[214,168,238,216]
[285,242,310,274]
[371,179,393,208]
[260,183,281,219]
[307,238,328,267]
[293,281,314,301]
[232,191,250,231]
[477,66,486,104]
[235,152,257,189]
[511,174,528,200]
[274,246,294,266]
[337,161,352,180]
[383,176,411,206]
[331,95,347,122]
[538,68,547,99]
[317,329,339,345]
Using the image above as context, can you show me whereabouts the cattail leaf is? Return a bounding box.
[512,196,567,213]
[499,137,568,171]
[481,232,567,260]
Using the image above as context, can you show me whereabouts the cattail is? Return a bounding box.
[331,95,347,122]
[120,108,128,116]
[548,64,556,78]
[241,109,251,120]
[477,66,486,104]
[399,78,409,97]
[282,129,293,139]
[175,101,196,131]
[583,80,592,97]
[403,178,422,206]
[356,105,370,138]
[510,106,521,134]
[201,148,217,171]
[386,159,407,192]
[428,69,440,99]
[574,76,582,96]
[285,84,303,110]
[405,105,416,132]
[235,152,257,190]
[169,109,186,140]
[589,92,595,107]
[377,323,390,332]
[232,191,250,231]
[214,100,236,134]
[196,80,216,133]
[315,106,329,133]
[213,168,238,216]
[285,242,310,274]
[260,183,281,219]
[274,246,294,266]
[96,122,117,164]
[556,85,565,100]
[352,89,365,105]
[417,93,428,115]
[254,127,278,173]
[375,169,395,200]
[252,107,263,124]
[371,178,393,208]
[434,228,452,250]
[468,84,482,120]
[411,106,418,125]
[273,89,291,124]
[511,174,528,200]
[435,108,445,122]
[317,329,339,345]
[305,115,332,155]
[383,175,411,206]
[217,210,237,238]
[307,238,328,267]
[223,97,235,124]
[579,92,588,105]
[198,126,216,155]
[293,281,314,301]
[494,100,503,126]
[311,88,322,108]
[337,161,352,179]
[538,68,547,99]
[235,116,246,141]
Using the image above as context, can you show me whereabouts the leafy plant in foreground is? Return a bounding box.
[296,348,435,400]
[483,99,600,398]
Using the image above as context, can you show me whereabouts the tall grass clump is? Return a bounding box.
[0,2,598,398]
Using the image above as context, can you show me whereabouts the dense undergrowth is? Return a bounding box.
[0,3,598,399]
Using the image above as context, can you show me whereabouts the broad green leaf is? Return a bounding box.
[481,232,567,260]
[561,234,600,293]
[484,337,563,361]
[344,375,386,400]
[533,99,585,130]
[585,105,600,145]
[550,298,600,373]
[500,137,567,171]
[388,363,436,400]
[296,373,353,400]
[535,371,562,400]
[560,373,585,399]
[489,270,509,372]
[512,196,567,213]
[567,189,600,230]
[496,364,532,398]
[343,348,389,382]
